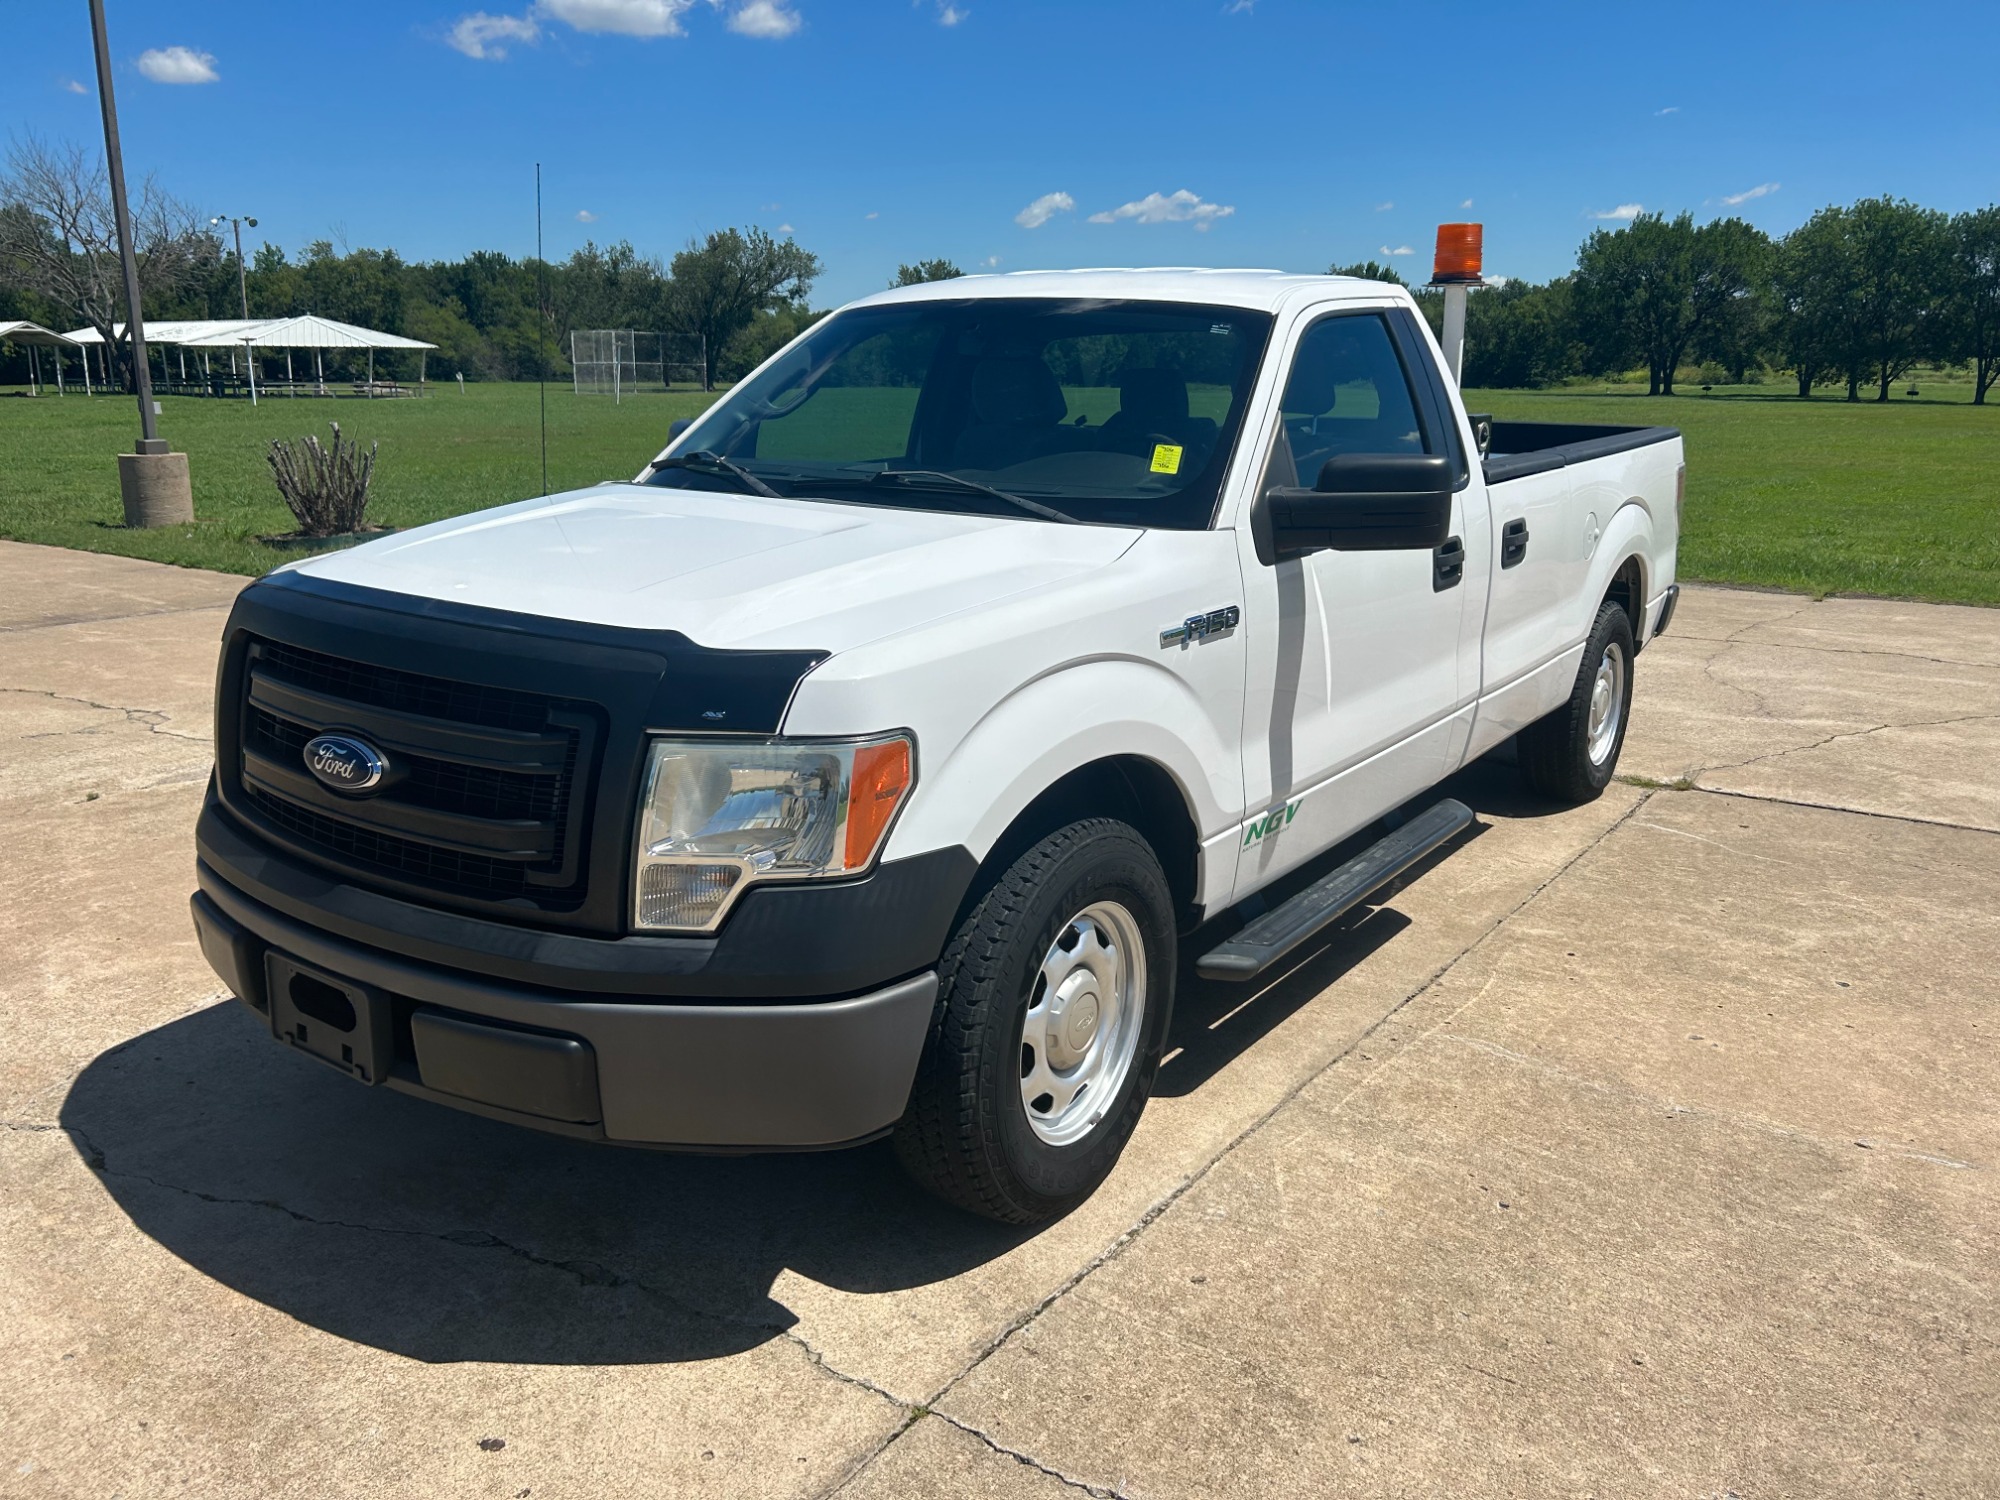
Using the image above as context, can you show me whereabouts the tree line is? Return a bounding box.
[4,131,1995,404]
[1342,198,2000,403]
[0,136,817,391]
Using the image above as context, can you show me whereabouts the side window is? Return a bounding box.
[1272,312,1430,488]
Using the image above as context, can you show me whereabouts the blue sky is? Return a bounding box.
[11,0,1998,306]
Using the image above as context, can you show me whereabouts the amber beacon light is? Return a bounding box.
[1428,222,1485,386]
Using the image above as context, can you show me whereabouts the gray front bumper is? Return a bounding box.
[193,871,937,1150]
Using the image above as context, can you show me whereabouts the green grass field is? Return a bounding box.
[0,384,714,577]
[1,377,1994,602]
[1468,377,2000,605]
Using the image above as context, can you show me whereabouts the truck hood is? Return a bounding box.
[284,484,1141,652]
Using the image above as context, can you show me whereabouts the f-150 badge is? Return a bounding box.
[1160,605,1240,649]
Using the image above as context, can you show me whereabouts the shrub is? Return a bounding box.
[267,422,378,536]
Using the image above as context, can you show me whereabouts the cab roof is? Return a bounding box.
[847,267,1407,315]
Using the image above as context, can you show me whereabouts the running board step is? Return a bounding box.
[1197,798,1475,981]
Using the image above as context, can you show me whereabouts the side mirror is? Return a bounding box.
[668,417,695,443]
[1253,454,1452,564]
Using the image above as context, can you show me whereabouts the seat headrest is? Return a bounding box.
[969,357,1066,426]
[1282,341,1346,417]
[1115,366,1189,424]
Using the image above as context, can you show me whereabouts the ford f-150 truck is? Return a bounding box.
[191,269,1683,1223]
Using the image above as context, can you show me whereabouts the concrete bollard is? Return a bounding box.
[117,443,194,528]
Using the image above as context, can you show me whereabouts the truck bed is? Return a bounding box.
[1479,420,1681,484]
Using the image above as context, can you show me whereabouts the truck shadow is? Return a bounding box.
[59,1002,1031,1367]
[55,750,1547,1370]
[1160,751,1551,1096]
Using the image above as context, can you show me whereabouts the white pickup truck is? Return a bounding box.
[192,269,1682,1223]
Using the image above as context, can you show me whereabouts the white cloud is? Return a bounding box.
[539,0,695,36]
[448,11,540,57]
[1461,198,1473,209]
[1014,191,1074,229]
[62,78,88,95]
[778,222,795,234]
[575,209,598,222]
[135,46,218,84]
[1374,200,1394,212]
[936,3,967,23]
[864,210,879,221]
[1655,105,1679,116]
[721,0,800,38]
[1379,244,1415,256]
[1721,181,1780,206]
[1223,0,1255,12]
[982,255,1001,268]
[1088,189,1234,231]
[1593,202,1643,221]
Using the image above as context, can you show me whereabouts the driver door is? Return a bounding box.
[1232,305,1488,895]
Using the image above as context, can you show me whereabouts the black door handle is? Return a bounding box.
[1500,517,1530,569]
[1432,535,1464,592]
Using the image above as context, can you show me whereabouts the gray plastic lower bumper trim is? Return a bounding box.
[193,873,937,1149]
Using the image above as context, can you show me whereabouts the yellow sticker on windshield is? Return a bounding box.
[1149,443,1184,475]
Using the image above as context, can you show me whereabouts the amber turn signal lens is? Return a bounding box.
[845,738,913,869]
[1432,223,1484,284]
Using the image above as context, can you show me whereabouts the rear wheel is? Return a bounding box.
[894,819,1175,1224]
[1520,600,1635,803]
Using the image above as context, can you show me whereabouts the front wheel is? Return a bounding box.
[1520,600,1635,803]
[894,819,1175,1225]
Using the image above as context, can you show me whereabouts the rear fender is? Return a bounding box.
[1581,500,1653,642]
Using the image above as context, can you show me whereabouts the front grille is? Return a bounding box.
[233,637,600,906]
[244,783,535,897]
[257,639,555,732]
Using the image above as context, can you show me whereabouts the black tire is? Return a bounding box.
[1520,599,1636,804]
[894,818,1176,1225]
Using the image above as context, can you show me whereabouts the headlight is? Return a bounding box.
[631,733,914,932]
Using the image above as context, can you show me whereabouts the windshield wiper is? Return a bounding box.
[869,469,1079,525]
[653,451,782,499]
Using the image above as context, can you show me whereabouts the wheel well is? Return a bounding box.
[972,757,1202,930]
[1605,554,1646,645]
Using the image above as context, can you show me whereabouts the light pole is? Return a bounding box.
[88,0,156,447]
[210,214,258,319]
[89,0,191,526]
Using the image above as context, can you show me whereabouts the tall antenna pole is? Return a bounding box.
[87,0,159,450]
[536,162,548,497]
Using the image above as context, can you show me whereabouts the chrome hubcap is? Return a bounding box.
[1020,901,1147,1147]
[1587,640,1627,766]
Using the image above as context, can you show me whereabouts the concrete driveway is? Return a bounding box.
[3,538,1995,1498]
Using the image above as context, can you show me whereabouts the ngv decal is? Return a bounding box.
[1242,797,1302,846]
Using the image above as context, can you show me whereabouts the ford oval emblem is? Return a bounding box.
[303,733,387,794]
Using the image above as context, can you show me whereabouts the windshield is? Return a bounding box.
[646,297,1274,529]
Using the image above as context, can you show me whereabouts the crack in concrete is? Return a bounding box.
[821,795,1656,1497]
[1691,785,2000,838]
[16,1115,1136,1498]
[820,1411,1132,1500]
[1,687,210,743]
[1701,712,2000,778]
[0,602,233,635]
[1732,639,2000,672]
[1719,601,1815,643]
[7,1115,921,1413]
[930,1413,1136,1499]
